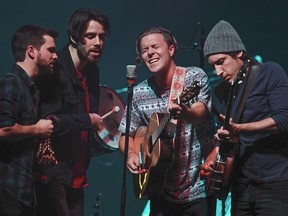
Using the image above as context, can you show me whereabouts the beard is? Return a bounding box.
[77,43,102,64]
[37,62,54,76]
[36,55,55,76]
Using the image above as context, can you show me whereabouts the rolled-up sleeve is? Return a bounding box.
[267,63,288,132]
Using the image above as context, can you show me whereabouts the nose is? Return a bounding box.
[94,36,101,46]
[215,66,223,76]
[147,47,155,56]
[53,53,58,60]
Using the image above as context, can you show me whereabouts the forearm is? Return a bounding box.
[119,133,142,173]
[49,113,91,135]
[185,102,211,125]
[235,117,278,134]
[40,98,92,135]
[0,123,39,141]
[119,134,138,155]
[205,146,219,162]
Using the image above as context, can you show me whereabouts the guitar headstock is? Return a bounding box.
[178,82,200,104]
[233,59,250,85]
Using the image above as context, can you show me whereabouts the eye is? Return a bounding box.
[214,58,225,66]
[85,33,96,40]
[48,47,56,53]
[141,48,148,55]
[152,44,160,49]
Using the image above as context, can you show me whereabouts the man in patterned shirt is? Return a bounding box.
[0,25,57,215]
[118,27,217,216]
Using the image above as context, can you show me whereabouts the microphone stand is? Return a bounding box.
[120,67,136,216]
[199,26,205,68]
[179,22,205,68]
[92,193,102,216]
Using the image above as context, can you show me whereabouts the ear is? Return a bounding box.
[70,35,77,45]
[169,45,176,57]
[27,45,36,59]
[237,51,244,58]
[136,56,143,64]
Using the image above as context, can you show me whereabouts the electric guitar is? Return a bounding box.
[208,61,248,201]
[133,83,200,199]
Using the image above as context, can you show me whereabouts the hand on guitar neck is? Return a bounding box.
[169,84,200,121]
[214,114,240,142]
[169,98,190,121]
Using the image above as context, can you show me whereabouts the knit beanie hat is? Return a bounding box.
[203,20,246,58]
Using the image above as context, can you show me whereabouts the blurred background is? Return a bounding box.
[0,0,287,215]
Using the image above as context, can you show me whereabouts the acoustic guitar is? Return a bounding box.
[133,83,200,199]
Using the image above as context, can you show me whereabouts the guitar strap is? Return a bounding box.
[167,66,187,112]
[167,66,187,129]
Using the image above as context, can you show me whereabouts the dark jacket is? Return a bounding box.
[36,45,100,185]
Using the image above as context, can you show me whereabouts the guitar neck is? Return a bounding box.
[223,82,237,129]
[224,60,250,129]
[151,114,171,146]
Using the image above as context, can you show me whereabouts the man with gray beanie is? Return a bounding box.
[200,20,288,215]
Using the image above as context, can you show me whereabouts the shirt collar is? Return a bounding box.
[12,64,35,88]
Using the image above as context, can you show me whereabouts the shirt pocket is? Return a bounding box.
[63,93,80,113]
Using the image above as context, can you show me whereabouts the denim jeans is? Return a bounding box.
[149,196,216,216]
[36,178,84,216]
[0,188,35,216]
[231,180,288,216]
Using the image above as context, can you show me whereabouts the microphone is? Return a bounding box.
[126,65,137,85]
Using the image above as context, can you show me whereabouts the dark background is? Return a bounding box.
[0,1,287,215]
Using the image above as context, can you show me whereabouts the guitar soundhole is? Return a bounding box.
[164,120,177,138]
[145,157,152,170]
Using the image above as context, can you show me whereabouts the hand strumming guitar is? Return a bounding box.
[119,135,147,174]
[200,146,218,178]
[127,151,147,174]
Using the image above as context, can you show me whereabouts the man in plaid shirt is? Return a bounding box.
[0,24,57,216]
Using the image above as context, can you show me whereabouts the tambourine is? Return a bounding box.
[91,85,125,156]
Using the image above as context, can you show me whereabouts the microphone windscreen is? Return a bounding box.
[126,65,137,79]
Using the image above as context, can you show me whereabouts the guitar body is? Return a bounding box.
[133,113,174,199]
[207,141,238,200]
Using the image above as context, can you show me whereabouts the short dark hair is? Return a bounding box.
[136,27,178,58]
[68,8,111,44]
[11,24,58,62]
